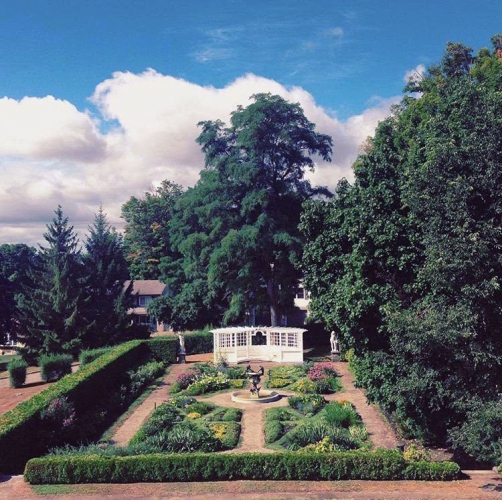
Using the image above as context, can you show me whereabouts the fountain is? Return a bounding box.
[231,364,281,404]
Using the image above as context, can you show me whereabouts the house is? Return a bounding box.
[124,280,168,332]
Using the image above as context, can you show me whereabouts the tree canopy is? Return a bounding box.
[156,93,332,329]
[301,35,502,449]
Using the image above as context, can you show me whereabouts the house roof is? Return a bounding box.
[125,280,167,296]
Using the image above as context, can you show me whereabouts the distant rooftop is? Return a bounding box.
[125,280,167,296]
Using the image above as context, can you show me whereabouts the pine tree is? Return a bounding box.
[82,207,133,347]
[17,206,86,360]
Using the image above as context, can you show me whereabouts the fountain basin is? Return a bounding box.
[231,390,281,404]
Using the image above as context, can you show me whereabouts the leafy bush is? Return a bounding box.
[265,407,301,422]
[210,421,240,448]
[130,403,184,445]
[267,377,293,388]
[184,373,230,395]
[39,354,73,382]
[403,443,431,462]
[183,329,213,354]
[290,378,317,393]
[324,402,360,428]
[307,362,338,381]
[288,394,326,416]
[24,450,461,483]
[264,420,283,443]
[128,360,165,395]
[185,401,216,416]
[283,422,361,451]
[146,337,178,363]
[79,347,112,366]
[448,400,502,466]
[8,358,28,388]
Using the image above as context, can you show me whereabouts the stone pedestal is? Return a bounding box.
[331,350,340,362]
[178,348,186,364]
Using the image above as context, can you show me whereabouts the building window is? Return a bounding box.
[270,332,280,346]
[138,296,153,307]
[295,287,304,299]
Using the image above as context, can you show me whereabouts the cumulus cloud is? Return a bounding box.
[404,64,426,84]
[0,71,398,246]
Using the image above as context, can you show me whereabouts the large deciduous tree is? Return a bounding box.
[159,93,332,329]
[121,180,184,279]
[301,35,502,449]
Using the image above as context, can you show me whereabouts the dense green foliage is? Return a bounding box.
[300,35,502,457]
[0,244,38,344]
[82,208,134,347]
[39,354,73,382]
[0,340,153,473]
[153,93,332,329]
[17,206,87,360]
[7,358,27,388]
[24,450,460,483]
[121,180,184,279]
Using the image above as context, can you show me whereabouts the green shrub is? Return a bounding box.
[183,330,213,354]
[265,407,301,422]
[185,401,216,416]
[264,420,283,443]
[8,358,28,388]
[448,400,502,466]
[24,450,461,483]
[128,360,165,395]
[324,402,360,428]
[283,422,361,451]
[79,347,112,366]
[268,365,307,382]
[268,377,293,388]
[146,337,178,363]
[288,394,326,416]
[39,354,73,382]
[130,403,184,445]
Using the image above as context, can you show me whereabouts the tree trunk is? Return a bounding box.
[267,279,279,326]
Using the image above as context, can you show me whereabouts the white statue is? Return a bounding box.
[330,331,339,353]
[178,334,186,352]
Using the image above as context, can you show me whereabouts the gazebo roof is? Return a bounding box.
[210,326,307,334]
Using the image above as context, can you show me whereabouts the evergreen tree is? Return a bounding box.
[82,207,133,348]
[17,206,86,359]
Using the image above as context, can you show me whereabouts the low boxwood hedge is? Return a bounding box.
[24,450,460,484]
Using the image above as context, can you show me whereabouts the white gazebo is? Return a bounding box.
[211,326,306,364]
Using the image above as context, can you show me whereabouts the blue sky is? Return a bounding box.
[0,0,500,245]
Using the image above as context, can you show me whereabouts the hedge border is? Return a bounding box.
[24,450,460,484]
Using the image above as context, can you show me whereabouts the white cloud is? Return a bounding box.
[404,64,426,84]
[0,71,398,246]
[326,27,344,37]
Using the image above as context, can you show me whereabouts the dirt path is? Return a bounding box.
[326,361,399,449]
[2,470,502,499]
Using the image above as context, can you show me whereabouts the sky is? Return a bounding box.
[0,0,500,247]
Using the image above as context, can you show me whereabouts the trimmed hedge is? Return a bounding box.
[8,358,28,388]
[39,354,73,382]
[184,330,213,354]
[0,340,148,474]
[24,450,461,484]
[146,337,178,363]
[79,347,112,366]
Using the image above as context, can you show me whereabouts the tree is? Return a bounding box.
[0,244,38,344]
[82,207,133,348]
[121,180,184,279]
[159,93,332,329]
[17,206,86,359]
[300,36,502,447]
